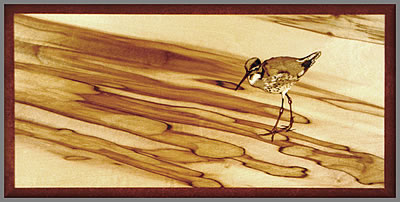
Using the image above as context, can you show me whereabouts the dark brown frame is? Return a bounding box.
[4,4,396,198]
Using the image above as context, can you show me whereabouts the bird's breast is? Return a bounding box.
[261,73,299,94]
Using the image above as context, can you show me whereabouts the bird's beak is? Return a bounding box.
[235,70,251,91]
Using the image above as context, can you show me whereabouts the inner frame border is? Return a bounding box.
[4,4,396,198]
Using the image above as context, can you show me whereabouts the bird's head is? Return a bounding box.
[235,57,262,90]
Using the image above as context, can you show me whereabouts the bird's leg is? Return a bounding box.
[271,96,285,132]
[261,96,285,141]
[284,93,294,131]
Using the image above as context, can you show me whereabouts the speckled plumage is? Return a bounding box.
[251,72,299,94]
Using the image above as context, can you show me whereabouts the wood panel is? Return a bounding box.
[14,14,384,188]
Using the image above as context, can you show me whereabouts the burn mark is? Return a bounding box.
[64,155,91,161]
[198,79,244,90]
[301,60,313,69]
[277,70,290,74]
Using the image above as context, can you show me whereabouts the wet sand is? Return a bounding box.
[14,14,384,188]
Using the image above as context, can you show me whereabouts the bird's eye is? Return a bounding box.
[251,58,261,68]
[245,57,261,71]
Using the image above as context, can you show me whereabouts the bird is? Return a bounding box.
[235,51,321,141]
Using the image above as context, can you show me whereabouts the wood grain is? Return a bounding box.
[14,14,384,188]
[255,15,384,45]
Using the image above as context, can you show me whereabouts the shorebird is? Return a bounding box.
[235,51,321,141]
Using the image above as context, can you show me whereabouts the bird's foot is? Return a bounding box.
[259,127,286,141]
[279,124,294,132]
[260,124,294,141]
[280,116,295,132]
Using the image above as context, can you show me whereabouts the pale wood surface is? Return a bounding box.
[14,14,384,188]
